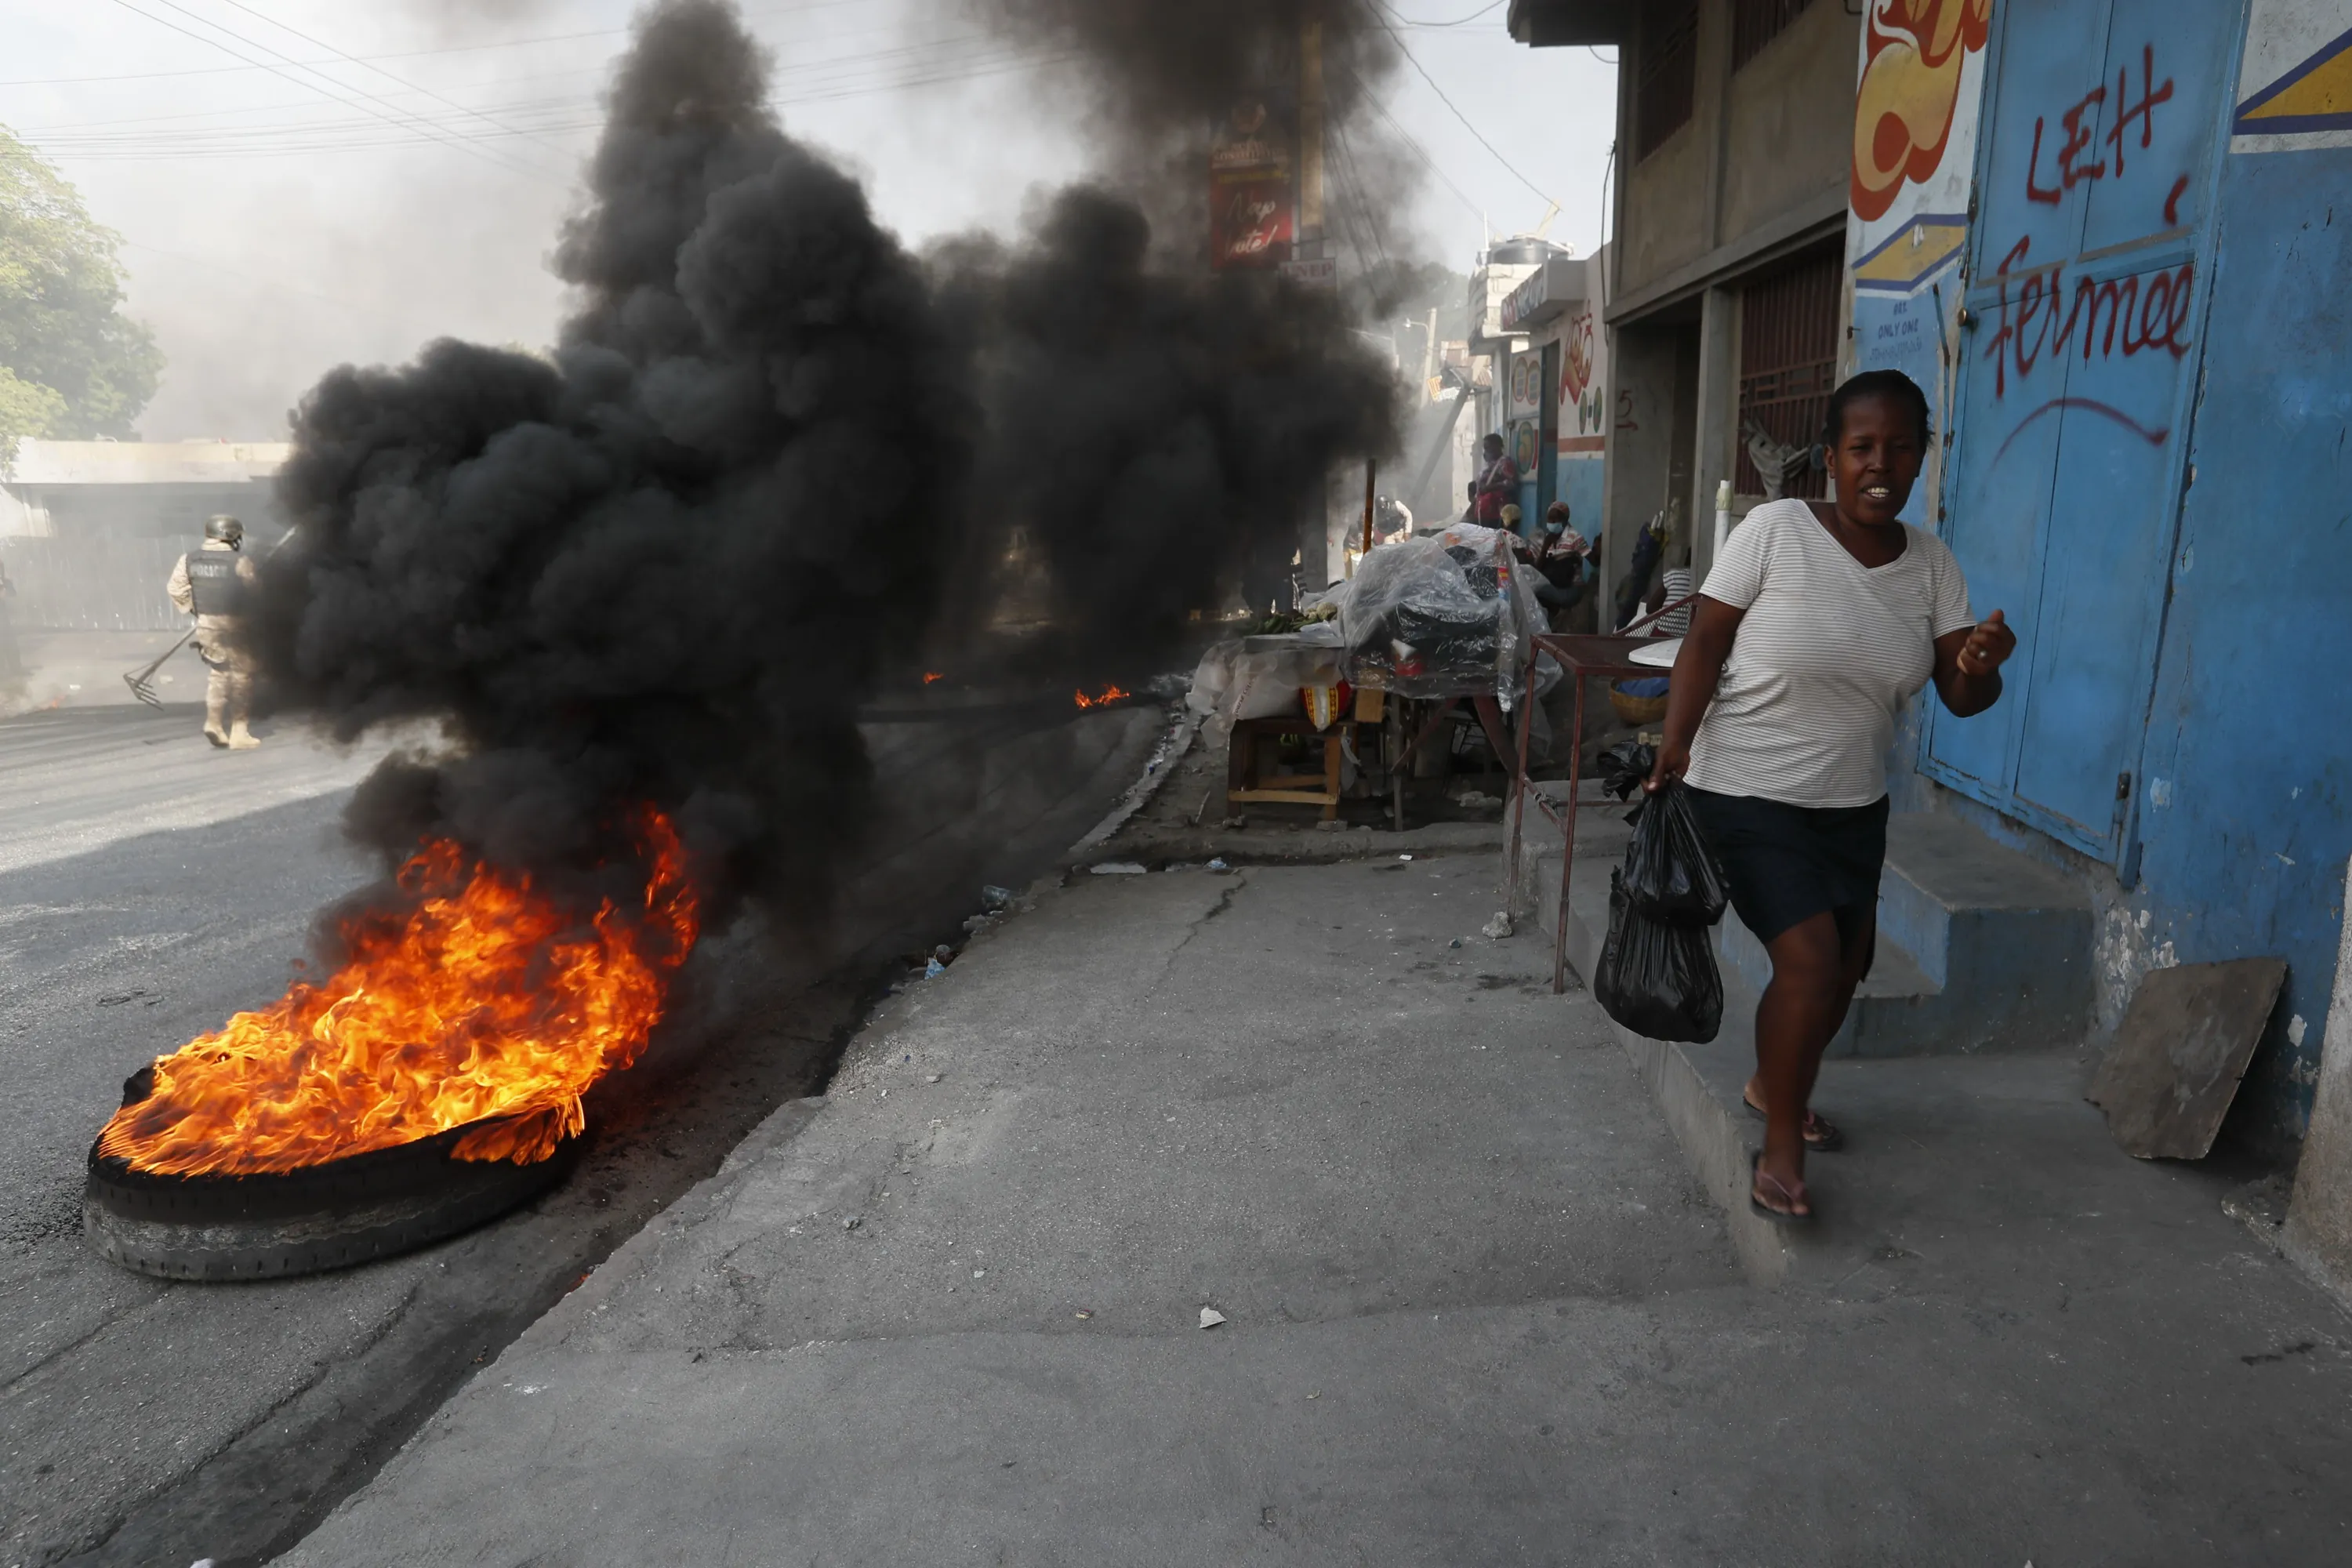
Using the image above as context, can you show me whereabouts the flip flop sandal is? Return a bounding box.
[1749,1152,1813,1225]
[1743,1095,1845,1152]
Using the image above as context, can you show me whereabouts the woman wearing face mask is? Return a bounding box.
[1644,370,2017,1222]
[1524,501,1592,626]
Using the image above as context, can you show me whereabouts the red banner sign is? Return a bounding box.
[1214,176,1294,270]
[1211,98,1293,271]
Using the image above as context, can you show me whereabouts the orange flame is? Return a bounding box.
[96,811,699,1177]
[1073,684,1130,709]
[922,671,945,685]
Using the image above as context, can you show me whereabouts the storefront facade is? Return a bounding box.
[1849,0,2352,1155]
[1499,252,1613,539]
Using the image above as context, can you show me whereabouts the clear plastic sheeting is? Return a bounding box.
[1185,626,1345,724]
[1330,524,1544,706]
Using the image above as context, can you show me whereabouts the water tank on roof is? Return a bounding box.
[1483,236,1568,267]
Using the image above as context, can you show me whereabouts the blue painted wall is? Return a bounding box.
[1851,0,2352,1152]
[2135,143,2352,1146]
[1557,454,1606,538]
[1849,282,1957,528]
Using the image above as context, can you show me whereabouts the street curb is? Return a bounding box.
[1530,839,1923,1287]
[1104,818,1508,867]
[1065,713,1199,856]
[1541,862,1805,1286]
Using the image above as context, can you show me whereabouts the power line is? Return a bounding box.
[0,28,622,89]
[101,0,553,183]
[209,0,576,163]
[1324,146,1382,278]
[1360,0,1559,210]
[1329,122,1395,273]
[1385,0,1509,28]
[0,0,894,91]
[1334,58,1484,223]
[19,31,1042,138]
[138,0,561,176]
[37,11,1058,165]
[34,46,1076,161]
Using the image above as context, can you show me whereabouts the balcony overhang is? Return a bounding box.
[1506,0,1640,47]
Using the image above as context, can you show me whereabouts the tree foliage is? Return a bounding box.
[0,126,161,459]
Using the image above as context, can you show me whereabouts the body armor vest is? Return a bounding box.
[184,552,248,618]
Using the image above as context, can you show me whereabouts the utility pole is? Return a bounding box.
[1296,5,1330,595]
[1298,13,1326,263]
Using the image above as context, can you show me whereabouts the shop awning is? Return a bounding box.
[1500,258,1584,331]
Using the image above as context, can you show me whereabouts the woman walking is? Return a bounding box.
[1646,370,2016,1221]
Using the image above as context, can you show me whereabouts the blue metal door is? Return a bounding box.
[1926,0,2244,862]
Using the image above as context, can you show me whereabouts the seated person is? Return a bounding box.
[1527,502,1592,615]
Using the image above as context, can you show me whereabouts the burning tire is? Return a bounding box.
[85,1072,582,1282]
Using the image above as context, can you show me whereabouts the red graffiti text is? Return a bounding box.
[1981,238,2195,398]
[2026,45,2175,205]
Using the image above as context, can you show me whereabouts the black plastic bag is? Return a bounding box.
[1594,871,1723,1044]
[1593,739,1654,800]
[1622,780,1730,926]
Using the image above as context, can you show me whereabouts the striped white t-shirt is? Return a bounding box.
[1686,499,1975,808]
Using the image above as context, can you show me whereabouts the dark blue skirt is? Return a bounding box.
[1683,787,1889,947]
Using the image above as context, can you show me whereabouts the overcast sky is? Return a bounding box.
[0,0,1617,441]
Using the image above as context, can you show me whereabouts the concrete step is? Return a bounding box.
[1715,908,1944,1059]
[1527,840,2143,1285]
[1524,836,1940,1058]
[1522,809,2092,1058]
[1876,811,2092,1051]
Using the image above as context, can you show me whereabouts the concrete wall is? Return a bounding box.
[0,485,45,538]
[1617,0,1860,302]
[1598,319,1690,611]
[1719,0,1862,241]
[1601,0,1857,605]
[1620,122,1711,296]
[1616,0,1721,296]
[2287,856,2352,1303]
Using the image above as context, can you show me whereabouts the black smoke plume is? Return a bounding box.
[930,190,1396,677]
[927,0,1410,670]
[252,0,967,924]
[251,0,1402,935]
[972,0,1402,251]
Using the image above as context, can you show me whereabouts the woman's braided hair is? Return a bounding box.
[1820,368,1933,449]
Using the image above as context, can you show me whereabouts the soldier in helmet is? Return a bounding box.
[165,514,260,749]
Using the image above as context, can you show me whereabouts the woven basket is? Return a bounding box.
[1610,688,1669,726]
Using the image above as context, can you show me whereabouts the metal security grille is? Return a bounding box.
[0,536,188,630]
[1735,245,1842,499]
[1731,0,1816,71]
[1633,0,1698,161]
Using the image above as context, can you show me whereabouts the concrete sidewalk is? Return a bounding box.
[282,848,2352,1566]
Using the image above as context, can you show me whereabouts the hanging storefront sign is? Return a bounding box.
[1504,350,1544,421]
[1845,0,1991,524]
[1210,98,1294,271]
[1557,299,1605,455]
[1509,419,1541,477]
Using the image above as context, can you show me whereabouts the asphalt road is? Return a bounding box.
[0,698,1165,1568]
